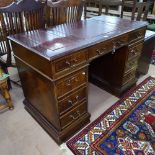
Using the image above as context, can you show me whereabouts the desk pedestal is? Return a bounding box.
[89,46,138,96]
[24,99,90,144]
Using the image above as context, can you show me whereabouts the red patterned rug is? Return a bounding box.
[67,77,155,155]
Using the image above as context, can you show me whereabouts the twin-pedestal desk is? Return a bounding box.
[8,15,147,144]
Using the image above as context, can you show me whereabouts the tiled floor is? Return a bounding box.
[0,65,155,155]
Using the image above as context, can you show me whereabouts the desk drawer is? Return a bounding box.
[112,34,128,47]
[128,28,145,43]
[122,69,136,85]
[58,87,87,115]
[88,40,113,60]
[53,50,87,74]
[60,102,87,129]
[56,68,87,98]
[125,57,139,74]
[88,34,128,60]
[128,42,143,60]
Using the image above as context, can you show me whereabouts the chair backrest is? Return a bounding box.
[47,0,84,26]
[84,0,102,18]
[0,0,45,33]
[133,1,151,21]
[101,0,124,17]
[0,0,45,66]
[122,0,151,21]
[153,1,155,15]
[122,0,137,20]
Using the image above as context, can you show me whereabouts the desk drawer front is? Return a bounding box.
[58,87,87,115]
[128,28,145,43]
[60,102,87,129]
[113,34,128,47]
[128,42,143,60]
[53,50,87,74]
[125,57,139,73]
[123,69,136,85]
[88,34,128,60]
[88,40,112,60]
[56,68,87,98]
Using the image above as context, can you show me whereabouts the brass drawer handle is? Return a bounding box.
[65,60,71,66]
[71,59,78,68]
[74,77,78,82]
[112,44,116,54]
[77,110,81,116]
[131,49,137,55]
[136,32,143,38]
[72,59,78,63]
[136,33,139,38]
[127,62,135,68]
[74,95,79,104]
[70,110,80,120]
[65,71,85,86]
[68,100,73,105]
[65,59,78,68]
[101,48,106,53]
[76,95,79,101]
[113,40,124,49]
[116,41,124,46]
[96,48,106,55]
[66,80,71,86]
[65,76,79,86]
[96,49,102,55]
[129,62,134,67]
[68,95,79,106]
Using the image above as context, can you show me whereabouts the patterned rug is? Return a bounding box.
[67,77,155,155]
[151,50,155,65]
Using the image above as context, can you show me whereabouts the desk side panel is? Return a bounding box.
[137,36,155,75]
[15,57,60,130]
[11,41,53,78]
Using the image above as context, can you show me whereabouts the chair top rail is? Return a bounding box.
[0,0,45,13]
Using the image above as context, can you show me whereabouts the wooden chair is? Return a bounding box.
[132,1,151,21]
[47,0,84,26]
[122,0,137,19]
[122,0,151,21]
[85,0,124,18]
[0,0,14,7]
[0,0,45,86]
[84,0,102,18]
[147,2,155,31]
[0,67,13,111]
[101,0,124,17]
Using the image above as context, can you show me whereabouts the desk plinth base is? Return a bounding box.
[24,99,90,144]
[89,74,137,97]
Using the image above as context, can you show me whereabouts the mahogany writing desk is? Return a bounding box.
[8,15,147,144]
